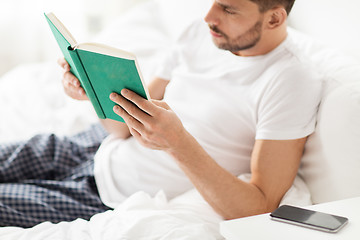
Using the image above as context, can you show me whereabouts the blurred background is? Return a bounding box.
[1,0,360,78]
[0,0,148,77]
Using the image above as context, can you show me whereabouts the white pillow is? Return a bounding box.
[289,28,360,204]
[300,80,360,204]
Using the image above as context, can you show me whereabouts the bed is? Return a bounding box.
[0,0,360,239]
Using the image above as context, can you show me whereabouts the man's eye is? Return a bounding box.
[224,8,236,15]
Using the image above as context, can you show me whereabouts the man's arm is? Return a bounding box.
[109,89,307,219]
[168,137,307,219]
[59,57,169,139]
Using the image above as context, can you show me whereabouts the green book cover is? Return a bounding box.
[44,12,149,122]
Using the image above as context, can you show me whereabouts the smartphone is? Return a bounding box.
[270,205,348,233]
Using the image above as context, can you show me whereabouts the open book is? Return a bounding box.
[45,12,149,122]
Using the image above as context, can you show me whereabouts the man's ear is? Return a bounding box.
[265,7,287,29]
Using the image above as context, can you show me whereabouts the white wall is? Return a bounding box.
[0,0,149,77]
[289,0,360,60]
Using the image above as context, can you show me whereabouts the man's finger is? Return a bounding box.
[64,71,80,86]
[110,93,152,123]
[57,58,70,70]
[120,89,159,116]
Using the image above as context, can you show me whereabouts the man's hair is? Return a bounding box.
[249,0,296,15]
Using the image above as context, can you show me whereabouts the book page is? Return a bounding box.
[76,43,136,61]
[46,12,77,48]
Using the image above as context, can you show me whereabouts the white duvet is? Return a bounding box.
[0,174,310,240]
[0,190,224,240]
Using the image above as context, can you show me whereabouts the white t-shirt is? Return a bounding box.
[94,21,322,208]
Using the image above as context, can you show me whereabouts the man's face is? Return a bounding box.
[204,0,264,55]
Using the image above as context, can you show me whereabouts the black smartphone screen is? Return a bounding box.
[270,205,348,233]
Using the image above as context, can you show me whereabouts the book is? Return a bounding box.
[44,12,149,122]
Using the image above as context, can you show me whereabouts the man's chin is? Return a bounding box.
[213,42,232,52]
[211,38,226,50]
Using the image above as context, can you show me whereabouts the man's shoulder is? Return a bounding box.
[263,35,324,90]
[270,33,322,80]
[281,30,322,70]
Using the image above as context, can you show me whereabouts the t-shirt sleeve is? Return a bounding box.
[256,66,323,140]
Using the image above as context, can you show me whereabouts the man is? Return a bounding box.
[0,0,321,227]
[65,0,320,219]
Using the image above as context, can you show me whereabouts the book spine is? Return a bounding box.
[67,48,106,119]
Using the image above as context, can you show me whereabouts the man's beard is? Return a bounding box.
[209,20,263,53]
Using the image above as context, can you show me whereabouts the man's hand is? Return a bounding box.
[110,89,187,152]
[58,58,88,101]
